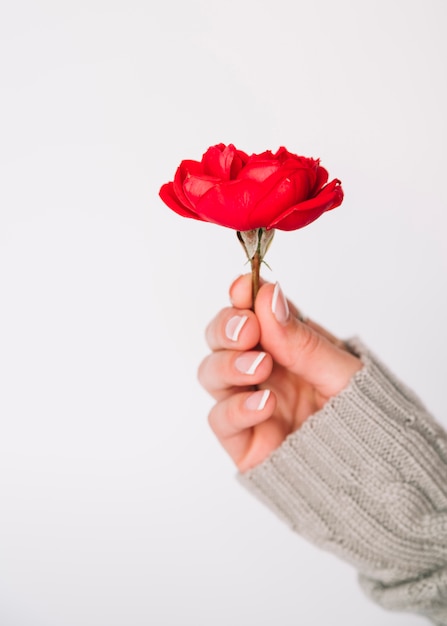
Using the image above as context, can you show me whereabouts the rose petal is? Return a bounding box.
[237,159,282,183]
[252,169,314,223]
[183,174,220,207]
[230,149,249,178]
[202,144,237,180]
[273,147,306,163]
[323,179,344,210]
[194,179,266,230]
[269,205,327,231]
[235,148,250,162]
[274,149,318,171]
[193,168,320,230]
[268,180,343,231]
[173,160,204,210]
[251,149,275,160]
[159,182,203,220]
[312,165,329,194]
[273,146,290,160]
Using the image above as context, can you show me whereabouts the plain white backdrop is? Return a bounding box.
[0,1,446,624]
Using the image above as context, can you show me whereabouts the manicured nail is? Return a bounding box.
[235,352,266,375]
[225,315,248,342]
[272,282,289,324]
[245,389,271,411]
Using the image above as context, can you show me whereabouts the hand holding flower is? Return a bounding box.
[198,275,362,472]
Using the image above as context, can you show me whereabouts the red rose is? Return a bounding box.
[159,143,343,232]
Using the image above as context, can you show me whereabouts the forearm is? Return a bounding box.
[239,339,447,625]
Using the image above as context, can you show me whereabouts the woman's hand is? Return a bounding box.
[198,275,362,472]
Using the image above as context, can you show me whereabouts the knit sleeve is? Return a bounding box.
[238,339,447,625]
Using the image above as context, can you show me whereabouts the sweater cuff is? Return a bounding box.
[238,338,447,587]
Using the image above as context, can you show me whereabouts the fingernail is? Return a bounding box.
[235,352,266,375]
[245,389,271,411]
[272,282,289,325]
[225,315,248,342]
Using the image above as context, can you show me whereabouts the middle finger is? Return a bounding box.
[198,349,273,400]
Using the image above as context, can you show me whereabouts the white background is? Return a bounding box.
[0,1,446,624]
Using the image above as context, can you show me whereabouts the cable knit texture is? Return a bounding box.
[239,339,447,625]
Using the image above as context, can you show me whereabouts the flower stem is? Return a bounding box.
[237,228,274,310]
[250,250,261,309]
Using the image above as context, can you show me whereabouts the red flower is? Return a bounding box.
[159,143,343,232]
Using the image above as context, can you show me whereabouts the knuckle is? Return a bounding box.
[204,315,219,349]
[225,400,240,432]
[207,406,218,434]
[287,325,321,368]
[207,396,240,439]
[298,325,321,354]
[197,354,211,389]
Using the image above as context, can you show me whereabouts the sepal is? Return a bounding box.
[237,228,275,262]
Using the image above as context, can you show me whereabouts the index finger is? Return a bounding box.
[205,306,260,351]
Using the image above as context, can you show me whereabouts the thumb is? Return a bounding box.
[255,282,362,397]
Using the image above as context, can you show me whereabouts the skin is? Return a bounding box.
[198,274,363,473]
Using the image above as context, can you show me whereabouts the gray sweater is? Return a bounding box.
[239,339,447,625]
